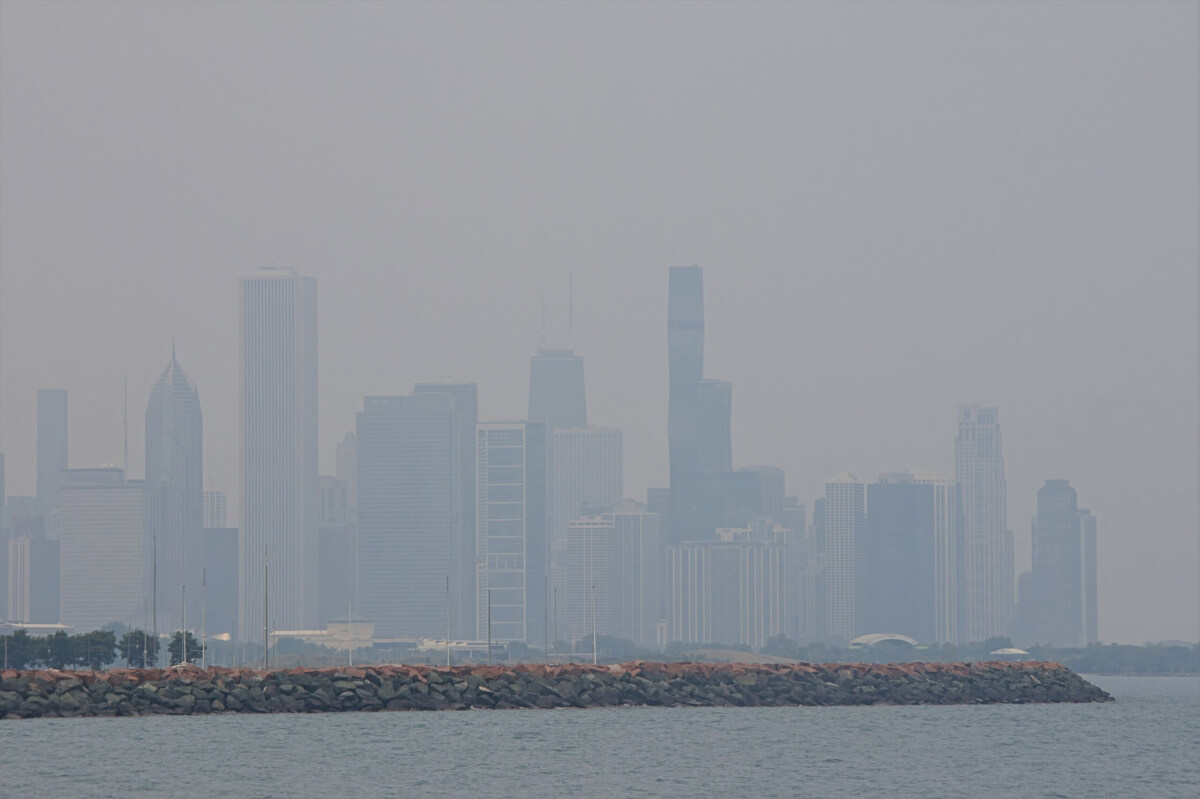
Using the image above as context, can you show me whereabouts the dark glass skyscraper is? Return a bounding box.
[862,474,936,643]
[528,349,586,430]
[667,266,737,544]
[144,346,203,636]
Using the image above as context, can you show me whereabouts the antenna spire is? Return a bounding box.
[568,270,574,348]
[539,293,546,350]
[123,374,128,475]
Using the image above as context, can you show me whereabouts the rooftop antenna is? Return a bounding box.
[568,270,574,349]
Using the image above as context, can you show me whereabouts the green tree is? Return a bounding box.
[118,629,160,668]
[2,630,38,670]
[75,630,117,670]
[168,631,203,666]
[44,631,75,669]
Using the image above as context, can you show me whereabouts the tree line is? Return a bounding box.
[2,629,204,671]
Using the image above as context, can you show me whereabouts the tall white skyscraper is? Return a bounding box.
[239,269,319,639]
[144,345,203,635]
[912,473,962,644]
[823,475,864,644]
[955,404,1013,642]
[55,469,144,632]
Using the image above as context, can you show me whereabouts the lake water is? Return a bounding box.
[1,675,1196,798]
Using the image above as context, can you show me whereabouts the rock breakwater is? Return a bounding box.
[0,661,1111,719]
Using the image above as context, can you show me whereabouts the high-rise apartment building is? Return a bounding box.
[912,473,963,644]
[239,269,319,639]
[356,393,461,639]
[413,382,478,637]
[1028,480,1085,647]
[144,346,203,636]
[55,469,144,632]
[823,475,864,644]
[955,404,1013,642]
[36,389,69,512]
[475,422,548,644]
[528,350,587,430]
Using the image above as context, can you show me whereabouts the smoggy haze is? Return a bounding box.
[0,2,1196,643]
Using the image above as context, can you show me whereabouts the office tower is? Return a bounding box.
[1079,509,1098,645]
[549,426,622,614]
[566,515,615,645]
[0,451,7,531]
[184,526,239,640]
[955,404,1013,642]
[413,382,478,637]
[1028,480,1084,646]
[239,268,319,639]
[356,394,461,639]
[780,500,810,641]
[475,421,548,644]
[528,349,587,430]
[810,497,827,641]
[202,490,227,530]
[317,524,354,628]
[667,526,787,649]
[667,265,705,544]
[7,536,59,624]
[695,379,732,474]
[144,346,203,637]
[861,474,936,643]
[36,389,69,512]
[55,469,144,632]
[335,432,358,512]
[823,475,864,644]
[912,473,963,644]
[611,503,662,647]
[739,465,787,522]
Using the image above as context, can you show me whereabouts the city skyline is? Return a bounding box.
[1,2,1196,644]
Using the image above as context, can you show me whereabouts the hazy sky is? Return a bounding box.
[1,2,1196,643]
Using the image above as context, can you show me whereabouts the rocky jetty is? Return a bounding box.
[0,661,1111,719]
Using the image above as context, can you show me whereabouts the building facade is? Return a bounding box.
[823,476,864,644]
[356,393,461,639]
[144,347,203,637]
[912,473,963,644]
[55,469,144,632]
[1028,479,1085,647]
[528,349,587,430]
[239,268,319,639]
[955,404,1013,642]
[475,422,549,644]
[862,474,936,643]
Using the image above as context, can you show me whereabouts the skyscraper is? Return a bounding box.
[1028,479,1084,646]
[1079,508,1099,645]
[202,490,227,529]
[528,349,586,430]
[413,382,478,637]
[823,475,864,644]
[955,404,1013,642]
[549,426,622,614]
[239,269,319,638]
[56,468,144,632]
[912,473,963,644]
[666,266,739,544]
[862,474,936,643]
[36,389,68,512]
[356,393,461,639]
[475,421,548,644]
[667,266,705,545]
[334,432,358,512]
[144,345,203,636]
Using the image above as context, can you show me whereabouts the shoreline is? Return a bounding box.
[1,661,1112,719]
